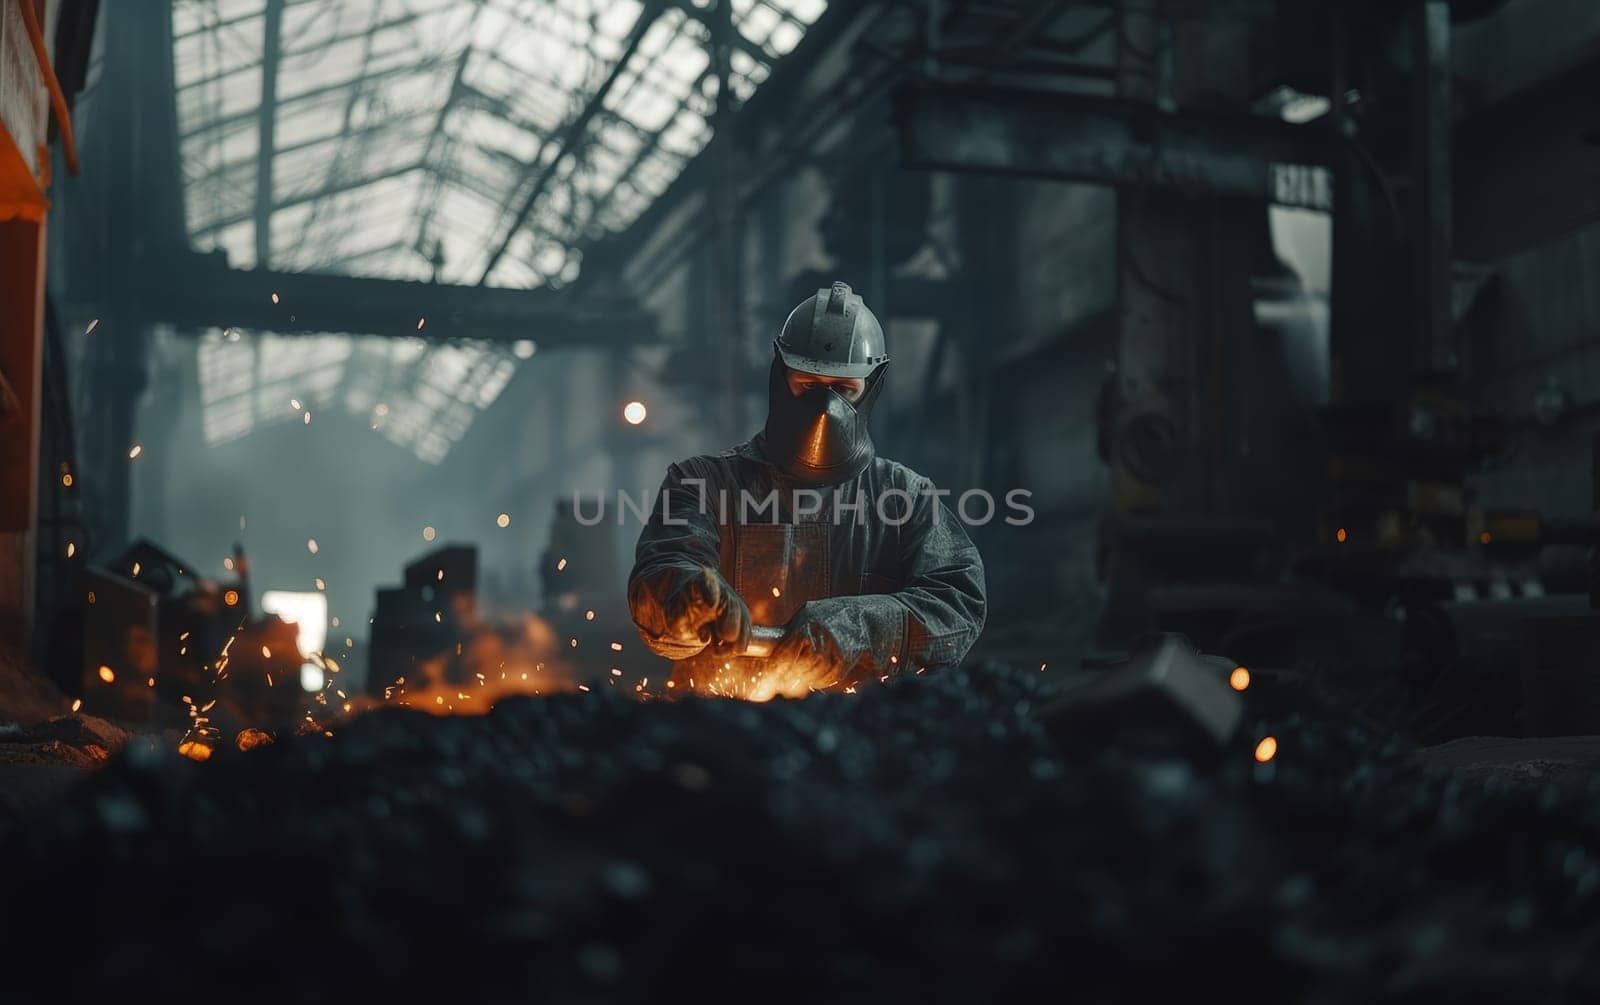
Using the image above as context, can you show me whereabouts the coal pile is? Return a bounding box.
[6,663,1600,1002]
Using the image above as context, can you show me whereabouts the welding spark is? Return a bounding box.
[1230,666,1251,691]
[65,542,75,558]
[557,557,567,571]
[128,444,143,460]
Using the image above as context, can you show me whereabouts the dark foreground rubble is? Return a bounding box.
[5,662,1600,1003]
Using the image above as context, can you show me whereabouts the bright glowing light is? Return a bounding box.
[623,401,647,425]
[513,340,537,359]
[1255,736,1278,763]
[128,444,143,459]
[260,590,329,693]
[1230,666,1251,691]
[496,513,511,528]
[223,589,240,607]
[307,538,319,554]
[300,663,325,691]
[1335,527,1348,543]
[98,665,114,683]
[423,525,437,542]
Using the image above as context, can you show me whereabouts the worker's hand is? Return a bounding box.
[770,604,848,690]
[659,566,750,656]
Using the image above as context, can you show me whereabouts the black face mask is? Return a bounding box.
[763,357,887,485]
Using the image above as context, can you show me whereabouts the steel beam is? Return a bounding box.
[894,82,1329,204]
[255,0,285,267]
[140,254,655,346]
[1411,1,1454,376]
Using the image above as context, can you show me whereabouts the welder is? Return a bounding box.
[627,281,987,696]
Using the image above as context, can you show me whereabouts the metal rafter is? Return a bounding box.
[474,0,669,285]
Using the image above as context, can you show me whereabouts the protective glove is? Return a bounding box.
[769,602,849,691]
[651,566,752,657]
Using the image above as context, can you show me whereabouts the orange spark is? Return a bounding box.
[1255,736,1278,763]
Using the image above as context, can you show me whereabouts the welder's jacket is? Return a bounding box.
[628,434,987,685]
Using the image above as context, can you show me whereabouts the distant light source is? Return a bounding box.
[1254,736,1278,763]
[260,590,329,693]
[623,401,648,425]
[513,340,537,359]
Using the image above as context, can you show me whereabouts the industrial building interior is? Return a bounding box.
[3,0,1600,996]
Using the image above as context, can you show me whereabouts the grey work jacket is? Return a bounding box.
[627,434,987,685]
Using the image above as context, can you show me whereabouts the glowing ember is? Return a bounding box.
[131,561,141,577]
[423,525,437,542]
[65,542,75,558]
[1230,666,1251,691]
[261,646,272,659]
[271,292,280,304]
[307,538,319,554]
[97,665,114,683]
[178,739,213,762]
[315,578,326,590]
[497,513,511,528]
[70,698,81,712]
[236,728,274,751]
[128,443,142,460]
[585,610,595,621]
[556,558,567,571]
[224,589,240,607]
[771,586,781,598]
[1335,527,1348,543]
[1255,736,1278,763]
